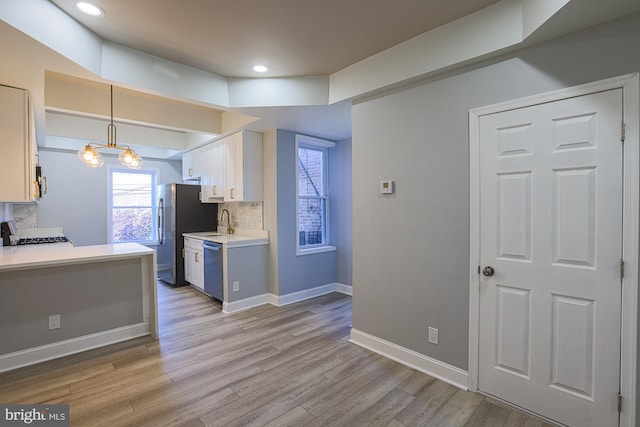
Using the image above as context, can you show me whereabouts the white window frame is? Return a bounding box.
[295,134,336,256]
[107,166,159,245]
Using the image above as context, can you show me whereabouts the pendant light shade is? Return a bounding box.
[118,148,143,168]
[77,144,104,167]
[77,85,143,169]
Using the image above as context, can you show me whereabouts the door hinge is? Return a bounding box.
[620,259,625,279]
[618,393,623,413]
[621,122,626,143]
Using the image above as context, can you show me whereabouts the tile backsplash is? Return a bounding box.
[0,202,37,229]
[218,202,263,231]
[13,204,37,229]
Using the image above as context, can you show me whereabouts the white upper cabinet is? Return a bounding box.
[183,144,211,188]
[182,150,195,180]
[223,130,262,202]
[0,84,36,202]
[198,130,263,203]
[200,142,225,202]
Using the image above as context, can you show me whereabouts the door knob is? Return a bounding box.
[482,266,495,277]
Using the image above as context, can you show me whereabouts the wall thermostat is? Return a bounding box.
[380,180,394,194]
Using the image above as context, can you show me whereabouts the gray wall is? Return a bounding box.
[351,12,640,372]
[37,148,182,246]
[274,129,336,295]
[330,138,352,287]
[0,258,143,354]
[226,245,269,302]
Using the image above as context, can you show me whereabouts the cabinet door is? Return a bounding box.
[182,151,194,180]
[240,131,263,202]
[0,85,33,202]
[211,142,225,198]
[192,146,205,179]
[221,131,263,202]
[184,246,194,284]
[185,246,204,289]
[201,142,224,201]
[200,145,214,201]
[224,132,249,201]
[223,135,238,201]
[193,249,204,289]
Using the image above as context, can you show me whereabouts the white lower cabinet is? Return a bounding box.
[184,237,204,290]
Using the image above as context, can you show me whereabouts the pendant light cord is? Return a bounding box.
[107,85,116,148]
[111,85,114,127]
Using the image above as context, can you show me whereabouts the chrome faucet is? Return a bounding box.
[219,208,234,234]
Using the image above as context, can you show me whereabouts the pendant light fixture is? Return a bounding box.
[77,85,143,169]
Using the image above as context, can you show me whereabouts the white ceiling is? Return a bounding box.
[37,0,502,155]
[3,0,640,159]
[49,0,501,78]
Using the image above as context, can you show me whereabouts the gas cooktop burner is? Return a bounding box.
[17,236,69,245]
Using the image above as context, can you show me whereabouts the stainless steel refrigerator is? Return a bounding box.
[157,183,218,287]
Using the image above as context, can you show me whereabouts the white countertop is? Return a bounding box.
[0,242,155,272]
[182,229,269,248]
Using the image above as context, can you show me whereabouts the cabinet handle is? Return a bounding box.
[195,252,199,263]
[189,168,193,177]
[230,188,235,199]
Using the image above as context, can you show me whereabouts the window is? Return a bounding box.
[108,168,157,244]
[296,134,336,255]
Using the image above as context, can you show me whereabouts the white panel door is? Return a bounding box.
[478,89,623,426]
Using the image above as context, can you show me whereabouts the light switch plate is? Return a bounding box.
[49,314,61,330]
[428,326,438,344]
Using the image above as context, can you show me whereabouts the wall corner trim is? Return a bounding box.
[335,283,353,296]
[349,328,469,391]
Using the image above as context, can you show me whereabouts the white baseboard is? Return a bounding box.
[223,294,271,314]
[275,283,337,306]
[222,283,354,313]
[274,282,353,306]
[0,322,150,373]
[350,328,468,390]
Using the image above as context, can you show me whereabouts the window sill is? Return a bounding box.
[113,241,159,246]
[296,245,336,256]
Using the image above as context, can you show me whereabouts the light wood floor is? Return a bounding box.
[0,282,554,427]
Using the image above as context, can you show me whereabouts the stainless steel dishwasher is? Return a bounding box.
[203,241,223,301]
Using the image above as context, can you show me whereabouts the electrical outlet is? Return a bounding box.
[49,314,61,330]
[233,281,240,292]
[428,326,438,344]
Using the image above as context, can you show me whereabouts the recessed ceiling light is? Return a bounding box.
[76,2,104,16]
[253,65,268,73]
